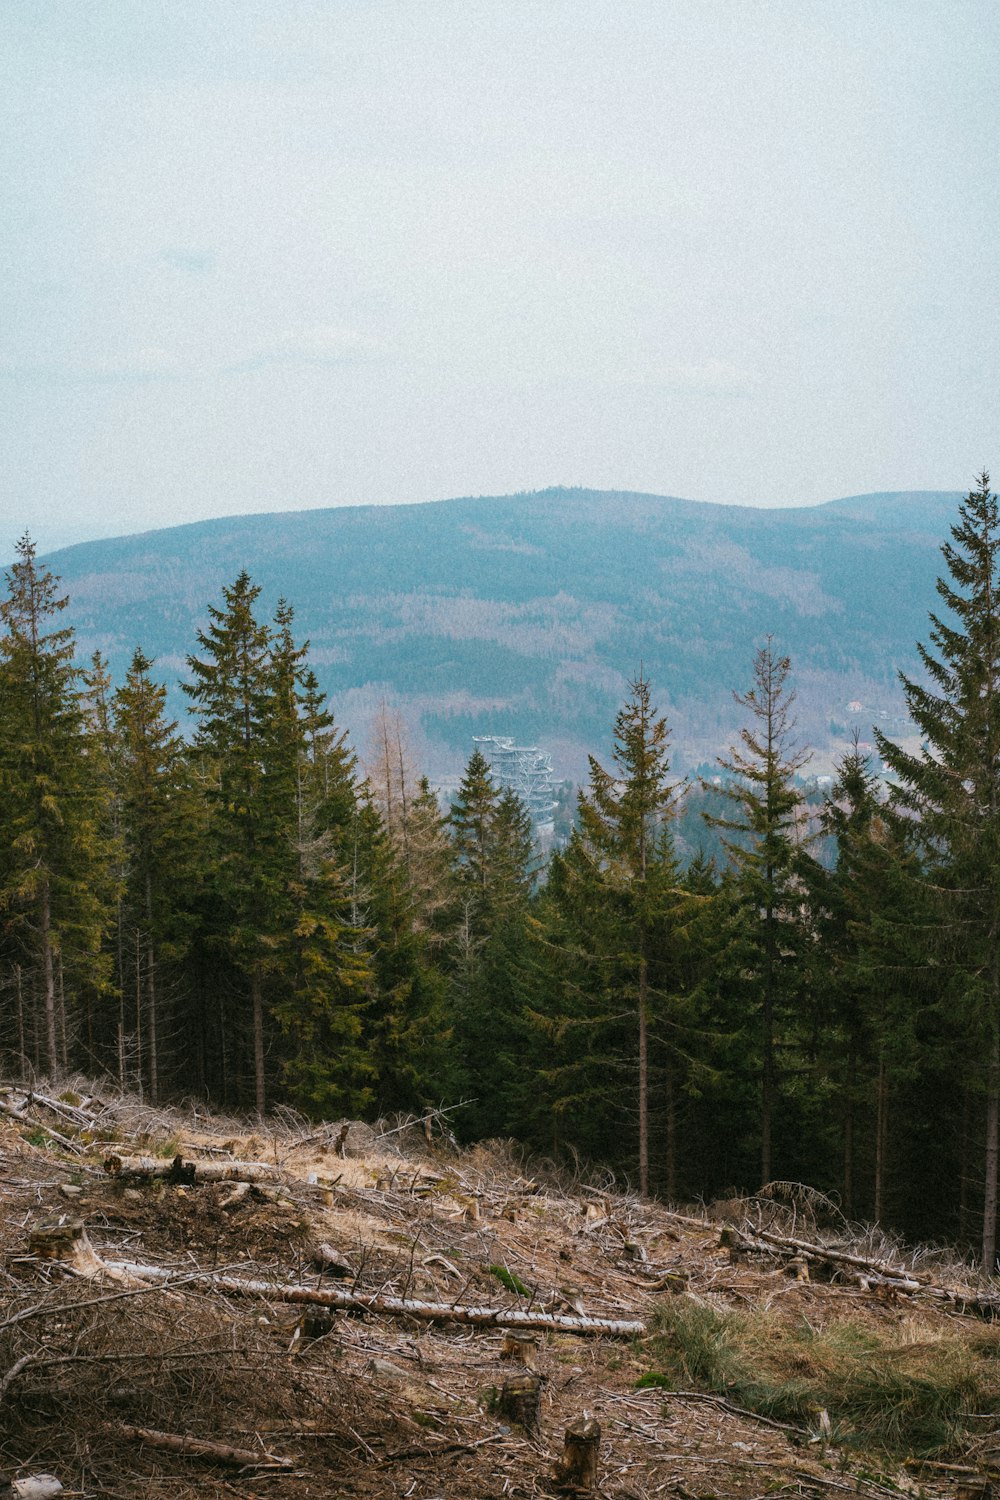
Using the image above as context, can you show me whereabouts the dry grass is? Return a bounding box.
[2,1082,998,1497]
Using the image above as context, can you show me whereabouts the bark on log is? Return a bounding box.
[1,1477,64,1499]
[103,1154,280,1185]
[114,1424,293,1469]
[498,1373,542,1433]
[552,1417,601,1491]
[101,1258,645,1336]
[722,1225,1000,1316]
[309,1242,353,1278]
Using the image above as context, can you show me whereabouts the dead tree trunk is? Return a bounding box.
[100,1259,646,1336]
[114,1424,292,1469]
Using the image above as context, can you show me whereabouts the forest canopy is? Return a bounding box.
[2,476,999,1264]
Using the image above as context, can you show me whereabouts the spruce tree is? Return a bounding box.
[113,648,200,1101]
[874,472,1000,1266]
[184,571,275,1110]
[707,640,811,1186]
[0,537,114,1076]
[539,674,686,1194]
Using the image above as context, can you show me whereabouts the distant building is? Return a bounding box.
[472,735,557,835]
[847,700,864,714]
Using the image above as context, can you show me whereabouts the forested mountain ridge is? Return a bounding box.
[31,487,960,775]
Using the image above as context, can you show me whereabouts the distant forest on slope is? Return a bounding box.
[28,486,961,779]
[5,476,1000,1267]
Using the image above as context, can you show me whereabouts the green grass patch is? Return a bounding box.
[645,1298,1000,1459]
[488,1264,531,1297]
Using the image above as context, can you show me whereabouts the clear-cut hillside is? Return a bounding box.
[34,487,961,776]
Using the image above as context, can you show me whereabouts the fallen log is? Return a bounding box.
[103,1154,281,1185]
[100,1258,645,1336]
[723,1225,1000,1316]
[0,1476,64,1499]
[114,1424,293,1469]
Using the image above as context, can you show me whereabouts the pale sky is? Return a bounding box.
[2,1,998,561]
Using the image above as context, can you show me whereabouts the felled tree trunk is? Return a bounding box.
[114,1424,292,1469]
[103,1154,280,1185]
[2,1476,64,1499]
[101,1258,646,1336]
[553,1417,601,1491]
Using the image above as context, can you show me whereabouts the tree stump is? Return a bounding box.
[552,1417,601,1491]
[500,1331,538,1367]
[498,1373,542,1433]
[28,1218,102,1275]
[299,1312,335,1341]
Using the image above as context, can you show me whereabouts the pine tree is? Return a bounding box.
[0,537,114,1076]
[817,739,925,1220]
[184,571,276,1110]
[874,472,1000,1266]
[448,750,538,1138]
[113,648,200,1101]
[707,640,812,1186]
[539,674,686,1194]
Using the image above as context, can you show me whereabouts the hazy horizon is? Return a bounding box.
[1,482,966,568]
[4,2,998,563]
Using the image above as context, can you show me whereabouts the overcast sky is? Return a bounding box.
[2,1,998,561]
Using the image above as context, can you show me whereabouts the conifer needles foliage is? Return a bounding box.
[4,476,1000,1262]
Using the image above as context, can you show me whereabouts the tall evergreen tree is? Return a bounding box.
[874,472,1000,1266]
[449,750,537,1138]
[707,640,812,1186]
[113,648,200,1100]
[184,571,276,1110]
[0,537,114,1075]
[537,674,686,1194]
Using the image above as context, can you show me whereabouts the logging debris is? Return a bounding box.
[4,1081,1000,1500]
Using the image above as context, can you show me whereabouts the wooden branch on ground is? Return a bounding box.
[103,1154,281,1185]
[0,1097,83,1155]
[100,1257,646,1336]
[113,1424,293,1469]
[721,1225,1000,1317]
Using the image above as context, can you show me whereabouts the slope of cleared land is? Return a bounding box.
[2,1082,999,1500]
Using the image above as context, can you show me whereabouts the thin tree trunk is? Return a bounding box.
[145,873,158,1104]
[843,1042,856,1219]
[40,878,58,1077]
[638,952,649,1197]
[960,1084,972,1245]
[116,898,126,1088]
[982,1015,1000,1271]
[874,1049,888,1223]
[252,968,265,1115]
[664,1049,677,1200]
[134,927,143,1095]
[761,899,775,1186]
[15,964,26,1078]
[218,990,228,1106]
[57,956,68,1072]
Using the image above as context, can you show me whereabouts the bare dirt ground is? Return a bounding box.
[0,1084,983,1500]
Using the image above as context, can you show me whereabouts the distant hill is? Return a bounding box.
[31,487,961,779]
